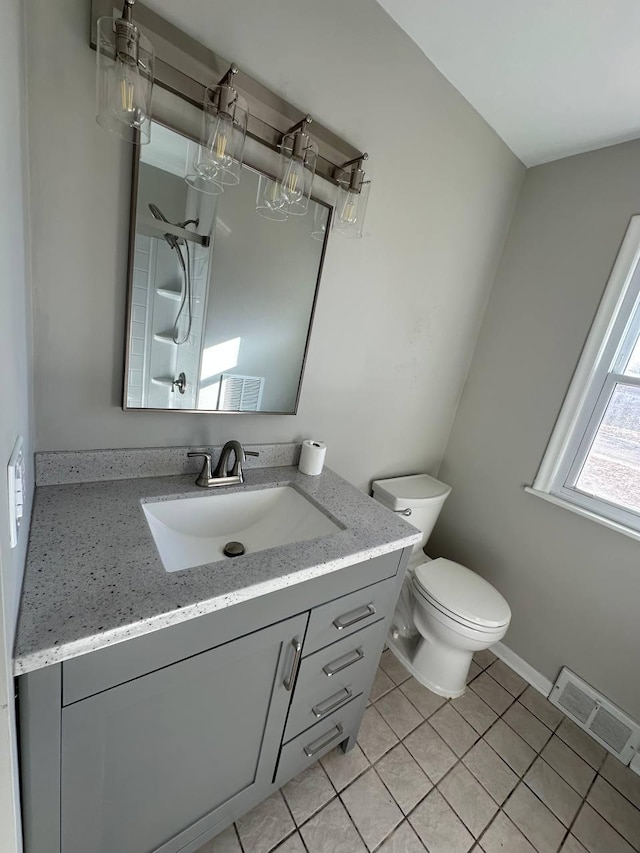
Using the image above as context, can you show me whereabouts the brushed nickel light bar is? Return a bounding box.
[90,0,365,184]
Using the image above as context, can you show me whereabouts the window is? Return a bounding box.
[529,216,640,540]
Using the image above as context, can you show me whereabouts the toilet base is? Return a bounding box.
[386,632,471,699]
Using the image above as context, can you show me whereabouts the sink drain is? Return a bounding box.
[223,541,245,558]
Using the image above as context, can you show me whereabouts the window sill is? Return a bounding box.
[524,487,640,545]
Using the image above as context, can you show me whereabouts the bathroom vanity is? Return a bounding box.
[15,451,419,853]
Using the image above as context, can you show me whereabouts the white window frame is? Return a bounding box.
[527,215,640,542]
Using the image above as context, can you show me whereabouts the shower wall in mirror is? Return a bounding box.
[124,121,330,414]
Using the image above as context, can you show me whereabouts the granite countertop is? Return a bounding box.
[14,466,420,675]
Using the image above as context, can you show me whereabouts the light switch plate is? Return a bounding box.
[7,436,25,549]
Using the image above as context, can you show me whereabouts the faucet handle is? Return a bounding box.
[245,451,259,458]
[187,451,213,488]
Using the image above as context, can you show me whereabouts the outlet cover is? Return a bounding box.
[7,436,25,548]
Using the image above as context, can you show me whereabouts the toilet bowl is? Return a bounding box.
[372,474,511,698]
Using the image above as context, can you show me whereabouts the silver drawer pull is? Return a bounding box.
[303,723,344,757]
[284,639,302,691]
[323,647,365,677]
[333,603,376,631]
[312,687,353,718]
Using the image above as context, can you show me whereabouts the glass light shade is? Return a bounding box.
[278,132,318,216]
[311,204,329,241]
[96,16,154,145]
[332,173,371,239]
[256,175,288,221]
[190,84,248,193]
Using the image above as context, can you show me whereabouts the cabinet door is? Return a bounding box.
[61,613,307,853]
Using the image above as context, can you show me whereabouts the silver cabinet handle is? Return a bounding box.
[303,723,344,757]
[312,687,353,719]
[323,647,365,677]
[284,639,302,691]
[333,603,376,631]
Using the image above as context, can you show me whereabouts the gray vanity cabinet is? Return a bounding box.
[60,613,307,853]
[19,546,411,853]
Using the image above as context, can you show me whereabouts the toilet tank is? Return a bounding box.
[372,474,452,552]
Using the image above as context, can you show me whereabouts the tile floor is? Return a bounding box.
[198,649,640,853]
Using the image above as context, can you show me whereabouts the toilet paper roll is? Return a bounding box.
[298,440,327,476]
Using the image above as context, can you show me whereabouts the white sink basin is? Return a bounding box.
[143,486,341,572]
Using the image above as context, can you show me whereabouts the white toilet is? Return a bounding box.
[372,474,511,698]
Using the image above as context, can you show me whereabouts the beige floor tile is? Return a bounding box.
[358,705,399,763]
[370,668,395,703]
[281,763,335,826]
[452,689,498,734]
[438,762,498,836]
[557,718,606,770]
[273,833,306,853]
[519,687,563,730]
[473,649,497,670]
[541,736,596,796]
[409,789,474,853]
[399,677,447,718]
[470,673,515,715]
[467,661,482,683]
[601,754,640,810]
[404,720,458,784]
[503,702,553,751]
[524,756,582,826]
[236,791,295,853]
[484,719,536,776]
[572,803,635,853]
[478,812,536,853]
[486,660,528,697]
[376,743,433,814]
[430,704,479,757]
[380,649,411,685]
[504,782,566,853]
[341,768,403,851]
[320,743,370,792]
[376,688,424,738]
[462,739,519,804]
[300,798,367,853]
[377,821,428,852]
[196,824,241,852]
[587,776,640,848]
[560,836,588,852]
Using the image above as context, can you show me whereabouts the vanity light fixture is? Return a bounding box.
[255,116,318,221]
[96,0,155,144]
[332,154,371,239]
[278,116,318,216]
[186,66,248,195]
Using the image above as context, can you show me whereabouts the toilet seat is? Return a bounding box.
[413,558,511,630]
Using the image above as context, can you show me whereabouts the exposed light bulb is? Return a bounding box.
[116,57,137,116]
[206,112,234,170]
[281,156,305,204]
[339,190,359,225]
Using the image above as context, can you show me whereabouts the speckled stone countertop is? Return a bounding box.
[14,466,420,675]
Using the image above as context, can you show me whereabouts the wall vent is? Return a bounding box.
[218,375,264,412]
[549,668,640,765]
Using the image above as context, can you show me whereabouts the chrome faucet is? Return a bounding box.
[188,441,259,488]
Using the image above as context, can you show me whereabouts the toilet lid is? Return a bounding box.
[414,558,511,629]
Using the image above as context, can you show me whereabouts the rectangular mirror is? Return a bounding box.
[124,120,330,414]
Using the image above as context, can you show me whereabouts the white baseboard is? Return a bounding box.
[492,641,554,698]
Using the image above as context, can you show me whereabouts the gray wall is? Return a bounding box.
[0,3,34,850]
[25,0,524,489]
[431,138,640,720]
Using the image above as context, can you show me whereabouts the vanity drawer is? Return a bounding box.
[304,575,396,657]
[285,618,386,741]
[275,694,365,786]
